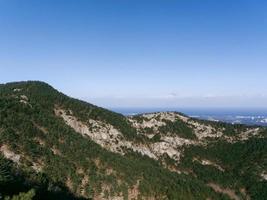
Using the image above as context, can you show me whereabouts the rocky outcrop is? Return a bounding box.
[208,183,240,200]
[261,172,267,181]
[54,108,198,162]
[0,145,20,164]
[55,108,263,166]
[186,119,223,140]
[193,158,224,172]
[130,112,262,144]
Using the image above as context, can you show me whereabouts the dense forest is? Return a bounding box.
[0,81,266,200]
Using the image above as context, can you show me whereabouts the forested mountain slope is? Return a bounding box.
[0,81,266,200]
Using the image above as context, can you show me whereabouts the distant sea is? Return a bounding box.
[110,107,267,126]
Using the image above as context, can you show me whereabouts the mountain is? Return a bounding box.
[0,81,266,200]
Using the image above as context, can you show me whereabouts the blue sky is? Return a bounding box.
[1,0,267,108]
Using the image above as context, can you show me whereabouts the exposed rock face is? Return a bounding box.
[128,112,223,141]
[237,128,261,141]
[0,145,20,164]
[20,95,28,101]
[128,112,187,134]
[208,183,240,200]
[186,119,223,140]
[261,172,267,181]
[55,108,263,165]
[193,158,224,172]
[18,94,32,107]
[1,81,266,200]
[54,108,197,162]
[130,112,262,143]
[13,88,22,92]
[31,161,43,172]
[0,145,44,172]
[54,107,125,154]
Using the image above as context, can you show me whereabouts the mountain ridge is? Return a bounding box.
[0,81,266,200]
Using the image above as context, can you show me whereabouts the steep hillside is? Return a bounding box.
[0,81,266,200]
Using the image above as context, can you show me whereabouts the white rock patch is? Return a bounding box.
[13,88,22,92]
[19,94,32,107]
[0,145,20,164]
[54,108,195,162]
[186,120,223,140]
[239,128,260,141]
[193,158,224,172]
[261,172,267,181]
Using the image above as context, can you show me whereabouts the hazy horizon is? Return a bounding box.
[1,0,267,108]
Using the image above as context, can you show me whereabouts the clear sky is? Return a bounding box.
[1,0,267,108]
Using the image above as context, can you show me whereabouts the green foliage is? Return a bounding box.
[189,118,249,136]
[159,119,196,139]
[0,156,12,185]
[151,133,161,142]
[0,81,265,200]
[0,81,223,199]
[180,137,267,199]
[4,189,35,200]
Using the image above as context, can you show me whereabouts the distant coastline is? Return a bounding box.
[110,107,267,126]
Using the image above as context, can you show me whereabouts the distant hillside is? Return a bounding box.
[0,81,266,200]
